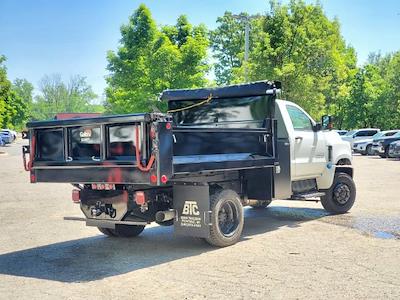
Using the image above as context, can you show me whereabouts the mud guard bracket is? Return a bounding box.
[173,183,211,238]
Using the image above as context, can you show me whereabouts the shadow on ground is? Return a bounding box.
[0,206,328,283]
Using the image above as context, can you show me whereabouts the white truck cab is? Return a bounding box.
[275,100,355,213]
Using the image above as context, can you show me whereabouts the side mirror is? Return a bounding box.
[313,122,322,132]
[321,115,333,130]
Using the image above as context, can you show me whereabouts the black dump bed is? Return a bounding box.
[26,81,280,185]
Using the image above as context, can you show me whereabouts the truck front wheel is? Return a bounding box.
[321,172,356,214]
[205,189,244,247]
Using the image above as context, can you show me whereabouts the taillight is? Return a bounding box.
[166,123,172,130]
[135,191,146,205]
[72,189,80,203]
[161,175,168,184]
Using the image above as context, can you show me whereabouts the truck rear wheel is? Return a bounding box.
[205,189,244,247]
[321,172,356,214]
[98,227,116,237]
[250,200,272,209]
[98,225,145,238]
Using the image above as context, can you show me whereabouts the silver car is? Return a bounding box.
[353,130,399,155]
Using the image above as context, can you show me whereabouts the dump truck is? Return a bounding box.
[22,81,355,247]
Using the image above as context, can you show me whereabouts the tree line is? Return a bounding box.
[0,56,102,130]
[1,1,399,130]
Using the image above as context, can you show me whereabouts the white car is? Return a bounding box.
[352,130,399,155]
[341,128,380,147]
[1,129,17,141]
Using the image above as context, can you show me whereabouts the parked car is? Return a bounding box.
[335,130,348,136]
[352,130,399,155]
[1,129,17,139]
[388,140,400,158]
[372,131,400,158]
[0,135,5,147]
[341,128,380,147]
[0,129,16,144]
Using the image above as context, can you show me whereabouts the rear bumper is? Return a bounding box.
[352,143,368,153]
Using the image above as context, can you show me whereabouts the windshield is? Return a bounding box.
[372,132,384,138]
[393,132,400,138]
[345,130,355,136]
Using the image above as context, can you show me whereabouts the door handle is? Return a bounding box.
[295,136,303,141]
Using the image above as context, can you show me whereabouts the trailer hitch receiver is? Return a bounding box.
[90,201,117,218]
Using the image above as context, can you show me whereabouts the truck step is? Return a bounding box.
[291,191,325,200]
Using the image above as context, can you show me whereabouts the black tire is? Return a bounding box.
[205,189,244,247]
[385,146,390,158]
[321,172,356,214]
[366,144,373,156]
[112,225,145,237]
[250,200,272,209]
[379,146,390,158]
[156,219,174,226]
[98,227,117,237]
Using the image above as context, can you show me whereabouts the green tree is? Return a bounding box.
[247,0,357,118]
[0,56,33,129]
[0,55,10,127]
[210,1,357,121]
[12,78,34,128]
[106,4,209,114]
[31,74,100,120]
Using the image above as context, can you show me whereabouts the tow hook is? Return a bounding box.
[90,201,117,218]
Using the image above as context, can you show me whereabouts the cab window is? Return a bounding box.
[286,105,312,131]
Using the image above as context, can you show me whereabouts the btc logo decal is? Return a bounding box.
[182,201,200,216]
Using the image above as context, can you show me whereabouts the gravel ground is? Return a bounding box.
[0,140,399,299]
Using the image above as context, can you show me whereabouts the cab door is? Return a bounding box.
[286,104,326,180]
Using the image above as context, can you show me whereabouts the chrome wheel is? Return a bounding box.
[333,183,351,205]
[218,200,239,237]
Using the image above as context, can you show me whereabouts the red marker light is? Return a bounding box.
[161,175,168,184]
[166,123,172,130]
[30,173,36,183]
[150,174,157,184]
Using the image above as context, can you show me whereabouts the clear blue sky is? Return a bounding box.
[1,0,399,98]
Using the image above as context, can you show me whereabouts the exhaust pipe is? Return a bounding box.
[155,209,176,223]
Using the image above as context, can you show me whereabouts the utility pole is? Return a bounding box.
[232,14,256,81]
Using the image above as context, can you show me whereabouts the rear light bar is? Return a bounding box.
[91,183,115,190]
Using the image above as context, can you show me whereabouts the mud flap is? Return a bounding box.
[173,183,211,238]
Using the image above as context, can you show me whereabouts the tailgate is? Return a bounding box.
[24,113,173,185]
